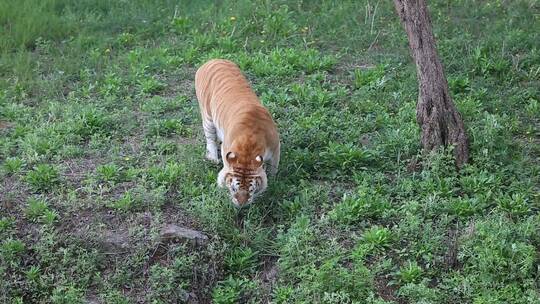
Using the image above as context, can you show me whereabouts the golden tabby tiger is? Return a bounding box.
[195,59,280,207]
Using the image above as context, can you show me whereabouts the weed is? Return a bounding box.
[148,118,190,137]
[397,260,423,284]
[212,276,256,304]
[273,286,294,303]
[25,197,49,221]
[1,238,25,263]
[472,46,511,77]
[147,255,193,302]
[449,197,478,217]
[110,191,136,211]
[50,284,85,304]
[330,188,391,224]
[225,246,259,275]
[496,193,531,217]
[0,217,14,234]
[353,64,388,89]
[170,16,191,34]
[102,291,130,304]
[96,163,123,183]
[448,74,471,95]
[398,282,439,303]
[70,108,111,139]
[138,77,165,95]
[25,265,40,282]
[117,32,135,47]
[1,1,539,302]
[26,164,60,192]
[100,72,123,96]
[148,162,185,188]
[362,226,393,252]
[319,142,374,175]
[3,157,24,174]
[41,209,59,226]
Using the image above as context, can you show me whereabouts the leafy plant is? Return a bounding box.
[448,74,470,94]
[50,284,85,304]
[449,197,478,217]
[170,16,191,33]
[0,1,538,303]
[1,238,25,262]
[212,276,255,304]
[96,163,122,183]
[330,190,391,224]
[70,108,110,139]
[353,64,387,89]
[25,197,49,221]
[319,142,373,174]
[496,193,530,216]
[225,247,259,275]
[0,217,14,233]
[398,261,423,284]
[41,209,59,225]
[100,72,122,96]
[110,191,136,211]
[362,226,393,252]
[25,265,41,282]
[3,157,24,173]
[26,164,60,192]
[147,255,193,303]
[472,46,511,77]
[138,77,165,95]
[147,119,190,137]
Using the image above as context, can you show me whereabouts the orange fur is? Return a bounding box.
[195,59,280,206]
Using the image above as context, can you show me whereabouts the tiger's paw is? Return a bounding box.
[205,152,220,164]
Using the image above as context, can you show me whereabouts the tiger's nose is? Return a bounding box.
[234,191,249,206]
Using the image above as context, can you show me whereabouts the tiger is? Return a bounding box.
[195,59,280,207]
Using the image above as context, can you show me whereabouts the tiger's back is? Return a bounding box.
[195,59,280,207]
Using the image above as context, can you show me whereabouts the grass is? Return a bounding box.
[0,0,539,303]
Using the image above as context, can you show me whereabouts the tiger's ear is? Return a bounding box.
[255,155,263,166]
[226,152,237,164]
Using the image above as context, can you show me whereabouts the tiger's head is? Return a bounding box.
[218,152,268,207]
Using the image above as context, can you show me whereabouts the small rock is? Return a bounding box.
[101,230,130,252]
[359,134,371,147]
[160,224,208,245]
[187,292,199,304]
[85,294,101,304]
[263,264,279,283]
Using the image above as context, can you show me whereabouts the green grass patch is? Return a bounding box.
[0,0,539,303]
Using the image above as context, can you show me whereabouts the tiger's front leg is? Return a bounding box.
[216,144,228,188]
[217,166,227,188]
[202,119,220,164]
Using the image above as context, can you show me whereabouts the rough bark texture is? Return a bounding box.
[394,0,469,168]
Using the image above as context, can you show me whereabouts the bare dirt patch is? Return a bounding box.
[375,275,403,303]
[1,175,29,211]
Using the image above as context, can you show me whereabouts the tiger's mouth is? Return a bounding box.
[223,168,266,208]
[231,187,267,207]
[231,198,253,208]
[229,191,251,207]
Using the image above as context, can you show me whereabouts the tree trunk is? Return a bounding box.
[394,0,469,168]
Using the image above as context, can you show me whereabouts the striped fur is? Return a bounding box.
[195,59,280,207]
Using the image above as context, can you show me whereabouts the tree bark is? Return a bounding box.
[394,0,469,168]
